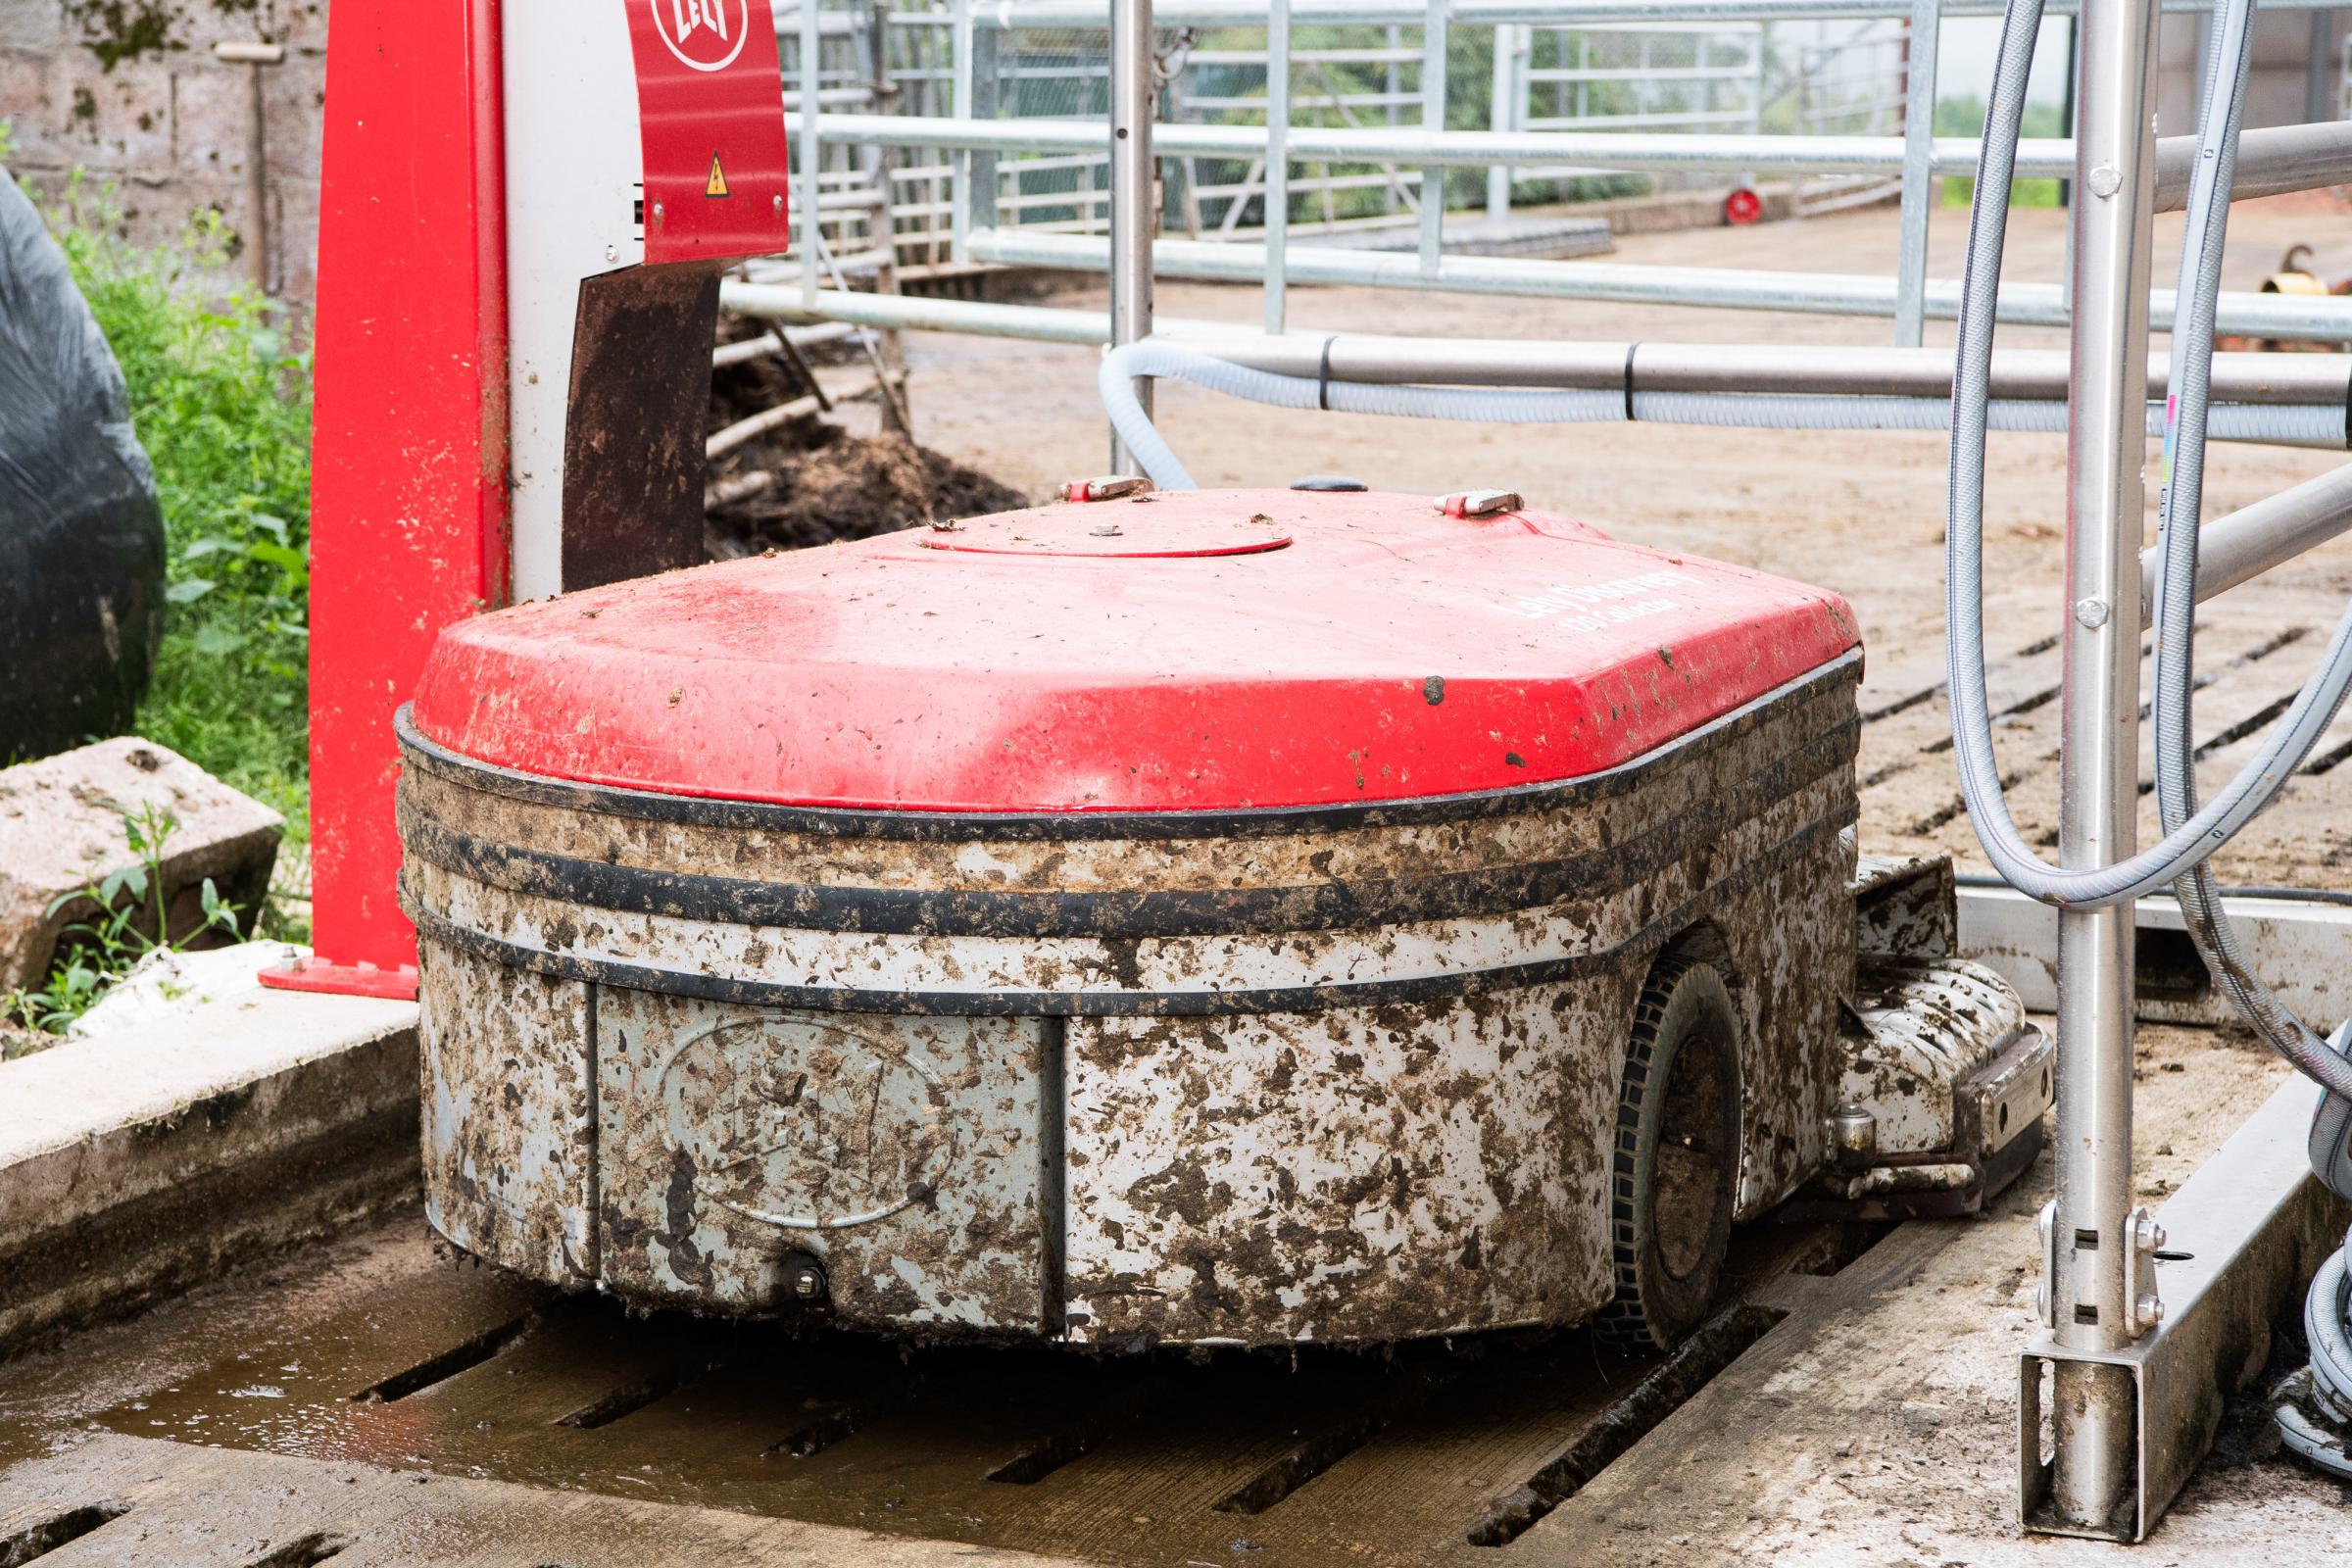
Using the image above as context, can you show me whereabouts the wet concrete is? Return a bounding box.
[3,1023,2341,1565]
[0,1204,1867,1568]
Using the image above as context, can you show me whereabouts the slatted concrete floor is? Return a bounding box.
[0,1212,1868,1568]
[1851,586,2352,891]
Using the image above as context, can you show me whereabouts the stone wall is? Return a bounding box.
[1,1,328,310]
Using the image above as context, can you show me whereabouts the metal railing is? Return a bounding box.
[760,0,2352,355]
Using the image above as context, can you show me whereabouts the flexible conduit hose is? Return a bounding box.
[2150,0,2352,1106]
[1095,347,2338,495]
[2139,0,2352,1467]
[1941,0,2352,914]
[1098,347,1620,491]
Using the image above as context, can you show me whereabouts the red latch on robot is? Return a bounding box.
[625,0,792,266]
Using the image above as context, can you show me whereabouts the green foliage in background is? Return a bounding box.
[37,172,313,848]
[1936,93,2069,210]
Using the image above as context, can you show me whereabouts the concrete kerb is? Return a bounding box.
[0,986,420,1352]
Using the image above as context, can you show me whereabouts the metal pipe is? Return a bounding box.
[1892,0,1940,344]
[813,111,2352,209]
[1488,22,1518,217]
[1202,331,2352,403]
[212,41,285,295]
[1111,0,1158,470]
[2137,460,2352,619]
[2152,118,2352,210]
[967,226,2352,342]
[1266,0,1293,333]
[2049,0,2159,1526]
[800,0,824,307]
[1419,0,1447,276]
[977,0,2342,24]
[720,285,2352,412]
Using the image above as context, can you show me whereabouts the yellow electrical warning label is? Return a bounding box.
[706,153,730,198]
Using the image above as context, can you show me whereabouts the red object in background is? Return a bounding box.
[265,0,511,1001]
[1723,187,1763,226]
[626,0,792,266]
[410,490,1860,814]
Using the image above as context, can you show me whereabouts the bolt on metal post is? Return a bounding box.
[2047,0,2159,1530]
[1109,0,1157,474]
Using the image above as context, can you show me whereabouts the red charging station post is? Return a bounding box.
[267,0,510,999]
[269,0,789,999]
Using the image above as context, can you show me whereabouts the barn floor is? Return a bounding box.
[7,199,2352,1564]
[0,1026,2335,1565]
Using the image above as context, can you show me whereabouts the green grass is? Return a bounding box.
[1936,93,2069,211]
[38,173,313,852]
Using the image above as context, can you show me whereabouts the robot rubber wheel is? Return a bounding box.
[1594,954,1742,1352]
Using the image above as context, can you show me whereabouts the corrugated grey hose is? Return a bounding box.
[1942,0,2352,915]
[2142,0,2352,1472]
[2151,0,2352,1103]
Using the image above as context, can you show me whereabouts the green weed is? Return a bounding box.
[0,804,243,1048]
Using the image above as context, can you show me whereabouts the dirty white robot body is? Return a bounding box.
[400,486,2047,1349]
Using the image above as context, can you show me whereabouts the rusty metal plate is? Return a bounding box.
[595,988,1053,1331]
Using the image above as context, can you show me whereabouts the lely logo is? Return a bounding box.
[651,0,752,72]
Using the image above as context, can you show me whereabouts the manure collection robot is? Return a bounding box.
[266,0,2352,1547]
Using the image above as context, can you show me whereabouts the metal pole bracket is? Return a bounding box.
[2020,1079,2350,1541]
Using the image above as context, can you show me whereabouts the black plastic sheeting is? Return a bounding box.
[0,171,164,763]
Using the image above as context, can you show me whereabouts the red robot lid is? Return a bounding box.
[409,489,1858,813]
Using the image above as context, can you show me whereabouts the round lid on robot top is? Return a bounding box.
[409,488,1859,812]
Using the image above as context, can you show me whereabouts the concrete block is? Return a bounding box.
[0,986,420,1348]
[0,737,283,993]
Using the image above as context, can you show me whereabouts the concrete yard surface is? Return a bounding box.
[0,986,419,1348]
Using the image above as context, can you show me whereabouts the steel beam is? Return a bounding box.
[814,111,2352,210]
[2134,460,2352,619]
[2022,1078,2352,1541]
[1959,883,2352,1030]
[2038,0,2160,1530]
[977,0,2342,25]
[1110,0,1157,470]
[967,226,2352,343]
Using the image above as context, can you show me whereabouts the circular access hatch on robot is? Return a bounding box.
[915,509,1292,559]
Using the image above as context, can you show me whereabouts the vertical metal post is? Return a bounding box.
[1110,0,1156,472]
[212,42,285,295]
[1265,0,1292,335]
[864,0,911,432]
[800,0,824,306]
[2047,0,2160,1529]
[1418,0,1446,278]
[1892,0,1939,347]
[1749,24,1767,142]
[1488,22,1515,220]
[951,0,999,264]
